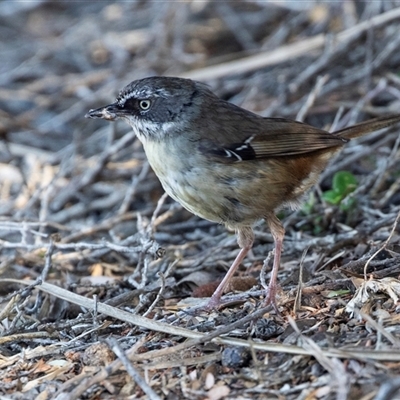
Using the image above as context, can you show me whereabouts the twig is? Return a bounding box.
[142,270,168,318]
[106,337,162,400]
[288,316,350,400]
[260,251,273,292]
[182,8,400,81]
[364,210,400,279]
[296,74,329,122]
[118,161,150,215]
[375,378,400,400]
[359,311,400,349]
[293,247,309,312]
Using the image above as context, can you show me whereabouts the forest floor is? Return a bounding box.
[1,2,400,399]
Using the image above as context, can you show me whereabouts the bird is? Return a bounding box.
[86,76,400,310]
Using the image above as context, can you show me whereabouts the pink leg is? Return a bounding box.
[206,226,254,310]
[264,214,285,309]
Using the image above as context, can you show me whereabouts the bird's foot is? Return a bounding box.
[204,293,223,311]
[263,284,281,315]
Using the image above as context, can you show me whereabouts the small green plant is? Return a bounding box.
[324,289,351,298]
[302,191,316,215]
[322,171,357,211]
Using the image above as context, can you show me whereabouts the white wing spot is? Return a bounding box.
[234,134,255,151]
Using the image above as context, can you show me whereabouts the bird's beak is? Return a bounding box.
[85,102,125,121]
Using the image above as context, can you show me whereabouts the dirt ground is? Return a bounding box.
[1,1,400,399]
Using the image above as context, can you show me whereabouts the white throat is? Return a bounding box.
[125,116,177,142]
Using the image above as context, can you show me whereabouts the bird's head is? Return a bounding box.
[86,76,208,141]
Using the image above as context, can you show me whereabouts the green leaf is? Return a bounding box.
[322,189,342,205]
[332,171,357,195]
[324,289,351,298]
[322,171,357,205]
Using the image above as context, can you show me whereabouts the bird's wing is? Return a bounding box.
[198,117,347,162]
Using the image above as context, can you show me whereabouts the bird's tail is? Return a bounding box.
[334,114,400,140]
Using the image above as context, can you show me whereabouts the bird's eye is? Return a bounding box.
[139,100,151,111]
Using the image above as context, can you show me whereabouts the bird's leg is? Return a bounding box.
[264,214,285,310]
[206,226,254,310]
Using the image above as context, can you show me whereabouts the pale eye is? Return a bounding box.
[139,99,151,111]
